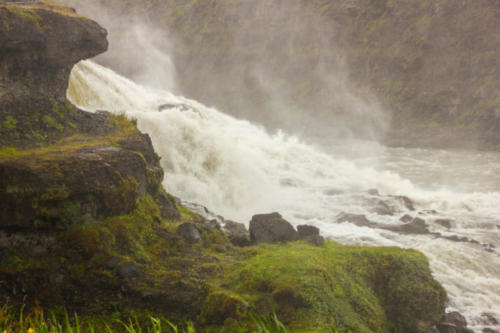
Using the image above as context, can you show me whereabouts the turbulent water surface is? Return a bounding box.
[68,60,500,332]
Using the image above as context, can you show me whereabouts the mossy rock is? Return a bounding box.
[216,242,446,332]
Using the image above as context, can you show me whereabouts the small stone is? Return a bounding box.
[215,246,226,253]
[399,217,429,234]
[480,313,499,325]
[483,328,500,333]
[203,219,220,231]
[297,225,320,238]
[118,261,138,278]
[106,256,121,270]
[224,220,250,247]
[400,214,414,223]
[55,274,65,284]
[390,195,415,211]
[367,189,379,195]
[435,219,453,229]
[177,223,202,243]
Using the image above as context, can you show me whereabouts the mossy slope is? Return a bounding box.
[0,194,446,332]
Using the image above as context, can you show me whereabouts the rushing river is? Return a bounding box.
[68,60,500,332]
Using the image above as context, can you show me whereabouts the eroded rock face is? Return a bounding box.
[0,3,107,100]
[0,133,164,229]
[0,2,109,148]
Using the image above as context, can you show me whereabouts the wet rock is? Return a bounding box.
[203,219,220,231]
[420,210,439,215]
[482,328,499,333]
[223,220,250,247]
[435,219,453,229]
[177,223,202,243]
[390,195,415,211]
[279,178,301,187]
[367,189,380,195]
[370,199,394,216]
[400,214,414,223]
[156,190,181,220]
[297,225,320,238]
[158,103,177,111]
[158,103,190,112]
[437,311,473,333]
[337,212,430,235]
[393,217,429,234]
[323,188,344,196]
[336,213,374,227]
[480,313,499,326]
[249,212,298,244]
[118,261,138,278]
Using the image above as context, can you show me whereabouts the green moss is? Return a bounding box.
[5,5,42,30]
[200,291,249,325]
[216,242,446,332]
[42,115,64,131]
[0,146,20,159]
[3,115,17,131]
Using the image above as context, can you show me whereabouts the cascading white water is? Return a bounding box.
[68,60,500,332]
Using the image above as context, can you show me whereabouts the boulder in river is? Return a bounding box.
[435,219,454,229]
[336,212,430,235]
[436,311,474,333]
[249,212,298,244]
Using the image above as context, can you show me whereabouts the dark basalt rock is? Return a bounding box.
[482,328,499,333]
[336,213,373,226]
[435,219,454,229]
[0,3,107,101]
[297,224,320,238]
[223,220,250,247]
[480,313,499,326]
[400,214,414,223]
[118,261,138,278]
[249,212,298,244]
[177,223,202,243]
[297,225,324,246]
[336,212,430,235]
[155,190,181,220]
[436,312,474,333]
[390,195,415,211]
[395,217,429,234]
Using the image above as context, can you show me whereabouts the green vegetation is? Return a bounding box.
[5,5,42,30]
[0,306,295,333]
[0,192,445,332]
[3,116,17,131]
[218,242,445,332]
[42,115,64,131]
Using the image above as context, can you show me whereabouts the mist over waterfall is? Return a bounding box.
[68,60,500,332]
